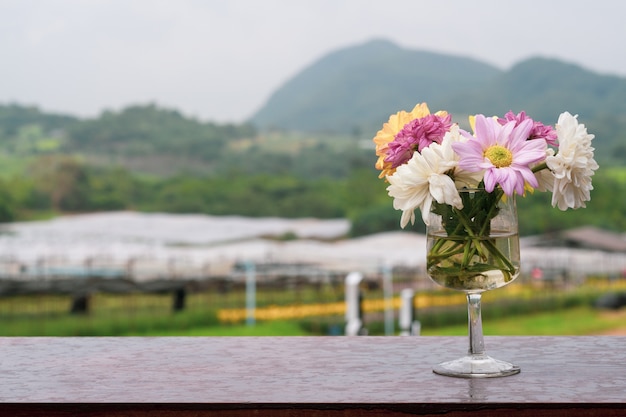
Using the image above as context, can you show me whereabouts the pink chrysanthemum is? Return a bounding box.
[452,115,547,196]
[373,103,434,178]
[384,113,452,169]
[498,111,558,147]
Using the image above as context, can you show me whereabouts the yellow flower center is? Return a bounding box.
[484,145,513,168]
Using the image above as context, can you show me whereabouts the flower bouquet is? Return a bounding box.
[373,103,598,377]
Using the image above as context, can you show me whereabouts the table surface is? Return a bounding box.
[1,335,625,405]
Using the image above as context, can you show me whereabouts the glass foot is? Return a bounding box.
[433,354,520,378]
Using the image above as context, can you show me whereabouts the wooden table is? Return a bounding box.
[1,336,625,416]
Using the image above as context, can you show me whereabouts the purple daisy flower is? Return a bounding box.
[452,115,547,196]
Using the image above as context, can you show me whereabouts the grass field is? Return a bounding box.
[112,306,626,337]
[420,306,626,336]
[2,279,626,337]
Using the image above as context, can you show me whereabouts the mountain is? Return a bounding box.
[0,103,259,177]
[249,39,501,133]
[249,39,626,160]
[451,57,626,121]
[2,39,625,170]
[0,103,78,135]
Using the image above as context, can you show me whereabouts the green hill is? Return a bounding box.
[250,39,501,134]
[250,39,626,162]
[3,39,626,168]
[0,39,625,233]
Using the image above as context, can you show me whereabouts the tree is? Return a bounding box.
[0,180,16,222]
[29,155,90,211]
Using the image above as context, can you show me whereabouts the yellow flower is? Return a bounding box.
[468,115,476,132]
[374,103,448,178]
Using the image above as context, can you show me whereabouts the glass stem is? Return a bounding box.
[467,293,485,356]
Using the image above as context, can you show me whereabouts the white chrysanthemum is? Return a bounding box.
[386,138,462,228]
[546,112,599,210]
[444,125,483,189]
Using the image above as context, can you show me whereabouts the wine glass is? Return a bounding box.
[426,188,521,378]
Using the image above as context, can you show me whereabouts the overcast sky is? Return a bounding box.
[1,0,624,123]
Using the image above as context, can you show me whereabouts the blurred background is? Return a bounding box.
[1,0,625,337]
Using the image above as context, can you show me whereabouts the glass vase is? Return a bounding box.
[426,188,521,378]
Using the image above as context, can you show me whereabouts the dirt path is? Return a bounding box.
[598,327,626,335]
[595,309,626,335]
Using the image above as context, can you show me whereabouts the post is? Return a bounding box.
[69,293,90,315]
[172,287,186,312]
[382,264,394,336]
[345,272,364,336]
[245,261,256,326]
[399,288,420,336]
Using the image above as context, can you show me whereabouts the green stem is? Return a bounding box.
[532,162,548,173]
[453,209,489,264]
[479,189,503,236]
[427,245,466,269]
[483,239,516,274]
[427,186,517,281]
